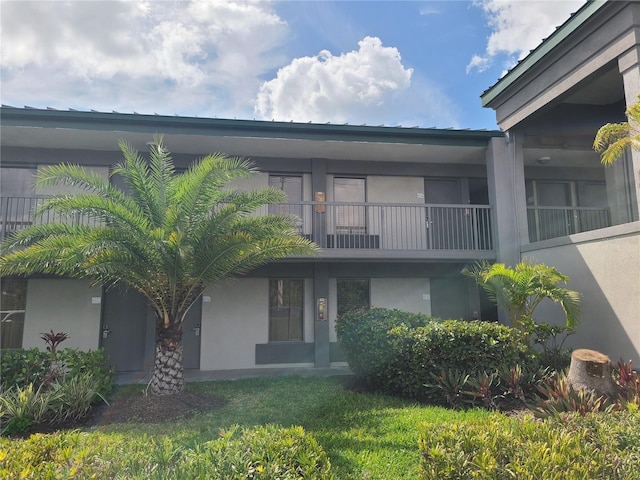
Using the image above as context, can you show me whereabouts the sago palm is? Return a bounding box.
[463,261,581,338]
[0,137,318,395]
[593,94,640,165]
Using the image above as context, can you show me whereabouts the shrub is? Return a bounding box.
[50,372,109,422]
[335,308,433,389]
[0,384,60,436]
[58,349,113,397]
[0,425,334,479]
[418,411,640,479]
[1,347,112,396]
[391,320,536,402]
[0,348,50,390]
[0,347,112,435]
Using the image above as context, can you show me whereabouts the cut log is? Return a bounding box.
[567,349,617,396]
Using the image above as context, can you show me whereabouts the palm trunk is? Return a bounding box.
[150,320,185,395]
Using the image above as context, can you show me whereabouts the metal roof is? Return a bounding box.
[1,105,503,148]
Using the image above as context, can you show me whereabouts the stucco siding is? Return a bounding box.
[23,279,102,351]
[523,225,640,364]
[371,278,431,315]
[200,277,314,370]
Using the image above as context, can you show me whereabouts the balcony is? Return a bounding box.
[1,197,495,260]
[0,196,99,240]
[527,206,611,243]
[270,202,494,260]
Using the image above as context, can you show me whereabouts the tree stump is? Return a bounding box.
[567,349,617,396]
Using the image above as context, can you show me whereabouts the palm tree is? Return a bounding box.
[0,137,318,395]
[462,261,581,339]
[593,94,640,165]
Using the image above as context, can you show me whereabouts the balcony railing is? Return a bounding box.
[1,197,494,254]
[527,206,611,242]
[269,202,494,252]
[0,196,100,239]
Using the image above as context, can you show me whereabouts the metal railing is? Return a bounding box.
[527,206,611,242]
[270,202,494,251]
[0,196,495,252]
[0,196,100,240]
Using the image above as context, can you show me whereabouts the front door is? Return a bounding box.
[101,288,152,372]
[431,277,469,321]
[182,298,202,370]
[424,179,463,249]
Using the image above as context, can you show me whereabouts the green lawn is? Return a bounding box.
[98,376,489,479]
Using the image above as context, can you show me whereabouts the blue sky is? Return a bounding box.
[0,1,585,130]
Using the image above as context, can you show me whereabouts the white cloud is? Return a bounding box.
[254,36,454,126]
[0,0,288,117]
[467,0,584,74]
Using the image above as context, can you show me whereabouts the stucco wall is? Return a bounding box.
[371,278,431,315]
[23,279,102,351]
[200,277,314,370]
[328,277,431,342]
[522,223,640,364]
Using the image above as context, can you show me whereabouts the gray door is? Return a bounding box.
[102,289,202,371]
[424,179,465,249]
[182,299,202,370]
[101,288,152,372]
[430,277,468,321]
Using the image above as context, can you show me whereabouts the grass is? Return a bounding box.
[95,376,490,479]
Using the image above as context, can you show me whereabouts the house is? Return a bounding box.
[1,0,638,372]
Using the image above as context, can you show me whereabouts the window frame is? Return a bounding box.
[268,278,305,343]
[336,278,371,317]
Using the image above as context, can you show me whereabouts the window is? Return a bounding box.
[337,279,370,316]
[269,279,304,342]
[1,279,27,349]
[334,177,366,234]
[1,167,38,237]
[269,175,303,231]
[526,180,610,241]
[0,167,37,196]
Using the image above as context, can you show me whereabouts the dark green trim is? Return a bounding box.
[1,107,503,147]
[481,0,608,107]
[255,342,315,364]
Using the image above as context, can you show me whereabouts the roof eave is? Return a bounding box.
[0,106,504,148]
[480,0,609,108]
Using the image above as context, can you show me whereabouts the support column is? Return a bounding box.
[313,263,330,367]
[311,158,328,248]
[486,135,526,267]
[617,46,640,221]
[486,135,527,325]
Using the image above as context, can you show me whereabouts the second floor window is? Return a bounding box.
[269,175,302,231]
[334,177,366,234]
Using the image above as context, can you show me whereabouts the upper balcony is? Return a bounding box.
[1,197,496,261]
[526,206,611,243]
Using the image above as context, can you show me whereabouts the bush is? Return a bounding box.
[0,348,112,435]
[0,384,59,436]
[0,348,50,389]
[336,308,536,402]
[0,425,334,479]
[418,411,640,479]
[335,308,433,389]
[1,347,112,396]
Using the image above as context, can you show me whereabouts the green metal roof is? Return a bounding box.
[0,106,503,148]
[481,0,608,107]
